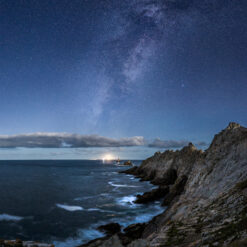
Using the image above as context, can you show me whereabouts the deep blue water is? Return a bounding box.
[0,160,163,246]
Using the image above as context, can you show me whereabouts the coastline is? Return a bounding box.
[78,151,180,247]
[78,168,167,247]
[0,160,162,247]
[1,122,247,247]
[80,122,247,247]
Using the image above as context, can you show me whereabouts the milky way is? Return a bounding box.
[0,0,247,158]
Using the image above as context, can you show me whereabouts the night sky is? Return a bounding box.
[0,0,247,159]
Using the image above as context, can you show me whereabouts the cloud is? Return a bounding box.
[0,133,145,148]
[0,132,207,149]
[148,138,207,148]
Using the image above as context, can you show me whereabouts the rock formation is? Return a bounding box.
[80,122,247,247]
[97,223,121,236]
[0,239,54,247]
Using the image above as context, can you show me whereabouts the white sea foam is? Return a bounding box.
[100,193,110,197]
[74,195,96,201]
[115,205,164,227]
[87,208,117,214]
[55,204,164,247]
[80,229,104,241]
[102,172,117,176]
[0,214,23,221]
[134,211,162,223]
[87,208,99,211]
[54,228,104,247]
[56,204,83,211]
[108,181,139,188]
[116,195,138,207]
[74,193,111,201]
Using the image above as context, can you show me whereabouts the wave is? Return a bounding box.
[56,204,83,211]
[99,193,110,197]
[126,175,136,180]
[86,208,117,214]
[87,208,99,212]
[54,204,163,247]
[133,209,163,223]
[54,228,104,247]
[74,193,111,201]
[0,214,23,221]
[56,204,116,214]
[102,172,118,176]
[116,195,138,207]
[74,195,95,201]
[108,181,140,188]
[116,207,164,227]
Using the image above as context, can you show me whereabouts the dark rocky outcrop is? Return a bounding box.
[151,168,177,185]
[120,166,139,176]
[122,161,133,166]
[118,223,147,246]
[162,175,187,206]
[135,186,169,204]
[82,122,247,247]
[0,240,54,247]
[97,223,121,236]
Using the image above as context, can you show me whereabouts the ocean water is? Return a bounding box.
[0,160,163,246]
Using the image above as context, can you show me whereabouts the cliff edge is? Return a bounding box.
[82,122,247,247]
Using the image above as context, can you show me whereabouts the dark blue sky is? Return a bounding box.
[0,0,247,159]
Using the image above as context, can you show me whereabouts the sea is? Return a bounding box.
[0,160,163,246]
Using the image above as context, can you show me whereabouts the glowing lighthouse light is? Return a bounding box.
[102,154,114,163]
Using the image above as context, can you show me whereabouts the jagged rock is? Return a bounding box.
[79,235,123,247]
[126,239,147,247]
[78,236,110,247]
[118,223,146,245]
[99,235,123,247]
[226,122,241,130]
[123,161,133,166]
[0,240,54,247]
[162,175,188,206]
[119,166,139,175]
[152,168,177,185]
[97,223,121,236]
[83,122,247,247]
[123,223,146,239]
[135,186,169,204]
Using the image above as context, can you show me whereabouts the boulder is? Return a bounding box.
[118,223,146,245]
[97,223,121,236]
[119,166,139,175]
[123,223,146,239]
[123,161,133,166]
[135,186,169,204]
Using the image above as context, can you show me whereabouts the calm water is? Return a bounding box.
[0,160,163,246]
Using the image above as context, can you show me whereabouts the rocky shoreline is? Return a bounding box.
[0,239,54,247]
[80,122,247,247]
[1,123,246,247]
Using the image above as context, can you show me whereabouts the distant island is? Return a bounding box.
[81,122,247,247]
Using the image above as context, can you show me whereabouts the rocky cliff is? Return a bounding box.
[81,122,247,247]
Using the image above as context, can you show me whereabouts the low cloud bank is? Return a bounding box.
[0,133,145,148]
[0,133,206,149]
[148,138,207,148]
